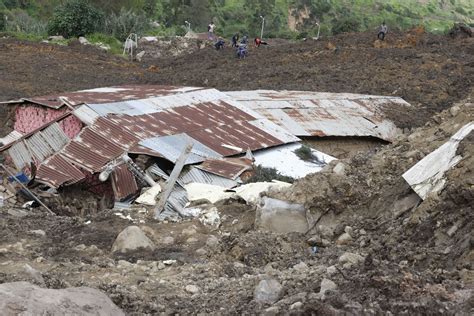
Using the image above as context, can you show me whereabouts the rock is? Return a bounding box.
[233,262,245,268]
[359,229,367,235]
[254,279,283,304]
[320,278,337,294]
[195,248,207,256]
[447,224,459,237]
[293,262,309,272]
[290,301,303,310]
[182,226,197,236]
[163,259,176,266]
[0,282,124,315]
[206,235,219,248]
[78,36,89,45]
[338,252,365,268]
[326,266,337,276]
[111,226,155,254]
[74,244,87,251]
[333,162,346,176]
[449,105,460,117]
[186,237,198,244]
[344,226,353,235]
[185,284,200,294]
[23,264,45,286]
[136,51,146,62]
[48,35,65,41]
[263,306,280,315]
[29,230,46,237]
[256,197,308,234]
[162,236,175,245]
[336,232,353,245]
[7,209,28,217]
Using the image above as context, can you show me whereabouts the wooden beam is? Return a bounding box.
[154,141,193,218]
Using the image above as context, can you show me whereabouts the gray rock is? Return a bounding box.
[256,197,308,234]
[48,35,65,41]
[333,162,346,176]
[320,278,337,294]
[263,306,280,316]
[185,284,200,294]
[7,209,28,218]
[290,301,303,310]
[0,282,124,315]
[136,51,146,62]
[293,262,308,272]
[111,226,155,254]
[336,232,353,245]
[206,235,219,248]
[254,279,283,304]
[23,264,45,286]
[162,236,175,245]
[29,230,46,237]
[449,105,460,117]
[326,266,337,276]
[78,36,89,45]
[338,252,364,268]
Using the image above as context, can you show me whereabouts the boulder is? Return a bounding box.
[111,226,155,254]
[0,282,124,315]
[254,279,283,304]
[338,252,365,268]
[256,197,308,234]
[320,278,337,294]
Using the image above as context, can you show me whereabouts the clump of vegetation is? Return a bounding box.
[103,8,148,41]
[47,0,104,38]
[294,145,314,161]
[245,165,295,184]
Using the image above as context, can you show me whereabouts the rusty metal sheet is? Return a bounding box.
[225,90,411,141]
[36,154,85,187]
[19,85,203,109]
[111,164,139,201]
[196,158,253,180]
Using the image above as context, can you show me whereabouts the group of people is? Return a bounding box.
[207,20,389,58]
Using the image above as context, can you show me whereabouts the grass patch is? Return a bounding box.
[87,33,123,55]
[0,31,45,41]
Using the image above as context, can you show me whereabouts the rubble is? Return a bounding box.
[0,282,124,315]
[254,279,283,304]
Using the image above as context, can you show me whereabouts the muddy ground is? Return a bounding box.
[0,29,473,128]
[0,30,473,314]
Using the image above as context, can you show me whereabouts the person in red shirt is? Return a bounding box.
[254,37,268,47]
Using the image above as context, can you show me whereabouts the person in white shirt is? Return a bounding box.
[208,22,216,40]
[378,21,388,41]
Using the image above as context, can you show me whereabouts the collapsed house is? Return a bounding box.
[0,85,410,218]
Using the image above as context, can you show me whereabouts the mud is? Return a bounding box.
[0,31,473,314]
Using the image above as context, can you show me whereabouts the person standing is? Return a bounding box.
[378,21,388,41]
[208,21,216,40]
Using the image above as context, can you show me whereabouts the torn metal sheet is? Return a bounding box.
[0,131,23,147]
[111,164,139,201]
[4,85,203,109]
[140,134,222,165]
[180,167,239,189]
[403,122,474,200]
[8,142,32,170]
[36,154,85,187]
[225,90,410,141]
[196,158,253,180]
[253,143,336,179]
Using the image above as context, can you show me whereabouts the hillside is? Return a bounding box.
[0,0,473,39]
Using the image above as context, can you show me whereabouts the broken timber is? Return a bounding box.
[154,141,194,218]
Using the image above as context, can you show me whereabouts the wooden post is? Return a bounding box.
[0,164,55,215]
[154,142,193,218]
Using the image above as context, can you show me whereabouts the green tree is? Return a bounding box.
[47,0,104,37]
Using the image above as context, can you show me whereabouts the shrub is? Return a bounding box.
[294,145,313,161]
[0,11,5,31]
[331,16,360,35]
[5,9,46,34]
[245,165,294,184]
[47,0,104,38]
[103,8,148,41]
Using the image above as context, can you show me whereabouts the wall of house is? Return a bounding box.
[14,104,83,139]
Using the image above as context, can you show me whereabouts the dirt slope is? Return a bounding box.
[0,30,473,128]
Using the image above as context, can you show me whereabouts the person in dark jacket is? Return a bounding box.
[231,33,239,47]
[215,38,225,50]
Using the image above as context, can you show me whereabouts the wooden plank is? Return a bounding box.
[154,141,193,218]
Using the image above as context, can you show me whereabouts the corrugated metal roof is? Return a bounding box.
[196,158,253,180]
[225,90,410,141]
[140,134,222,165]
[0,131,23,147]
[5,85,203,109]
[8,141,32,170]
[111,164,139,201]
[36,154,85,187]
[180,167,239,189]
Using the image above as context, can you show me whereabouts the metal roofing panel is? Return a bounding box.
[140,134,222,164]
[42,123,69,151]
[61,141,112,172]
[111,164,139,201]
[36,154,86,187]
[22,85,204,109]
[73,105,100,125]
[196,158,253,180]
[46,155,85,184]
[0,131,23,147]
[180,167,238,188]
[36,165,71,187]
[25,132,54,161]
[226,90,409,141]
[8,141,32,170]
